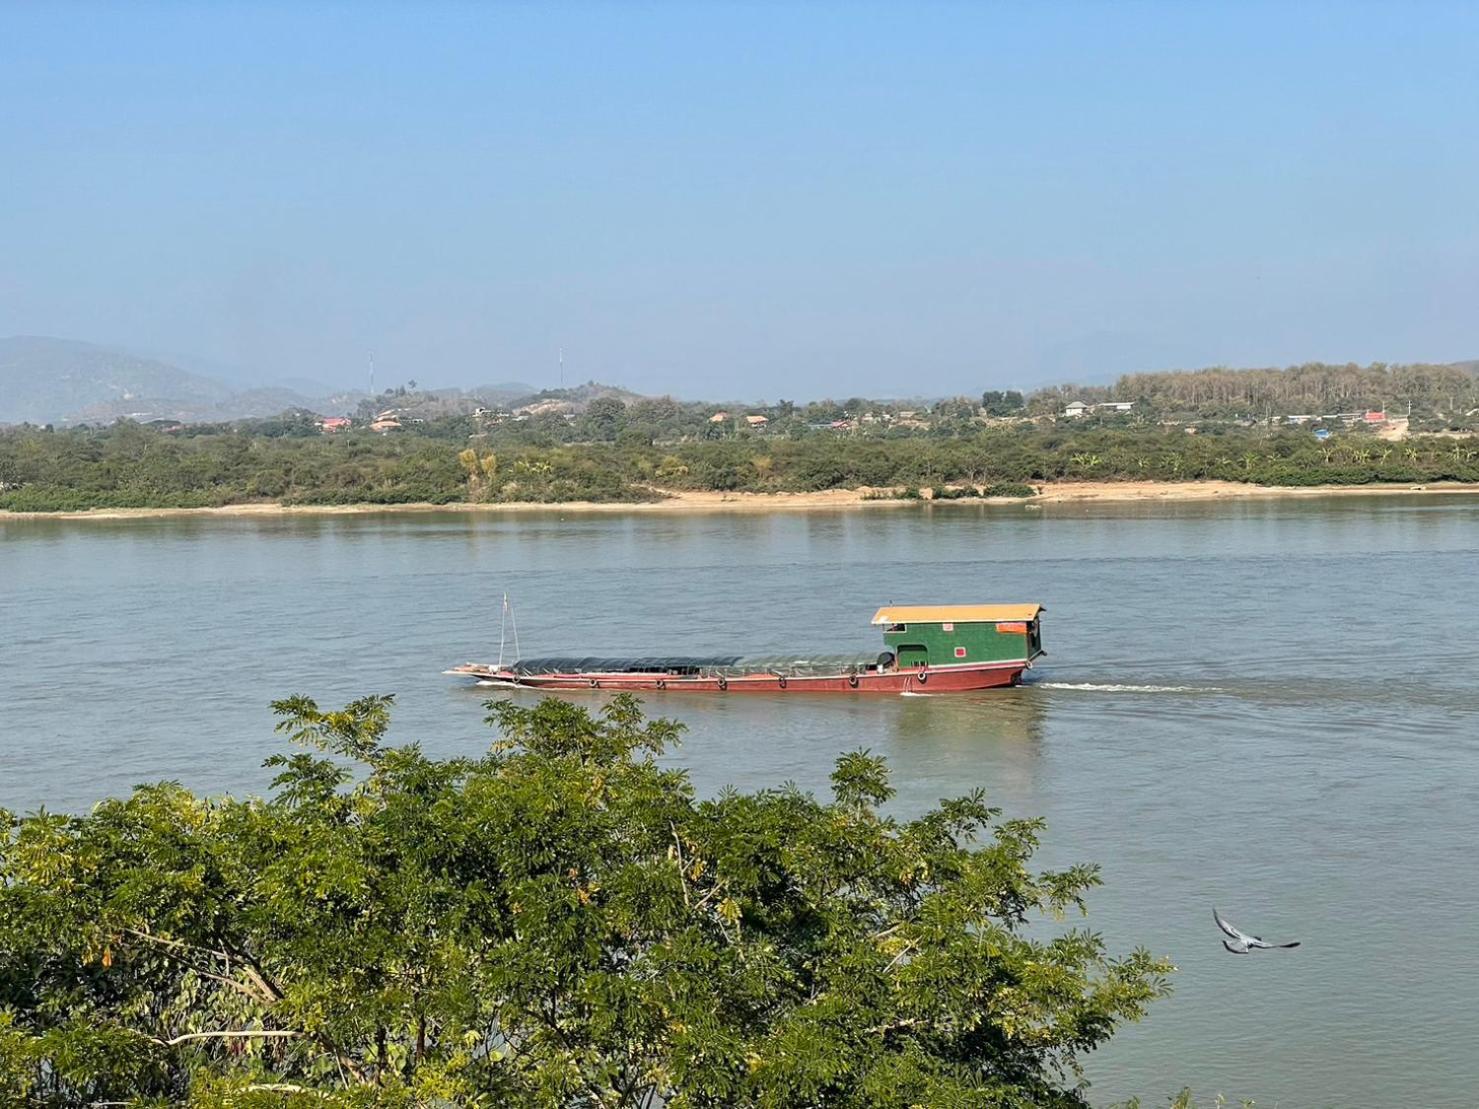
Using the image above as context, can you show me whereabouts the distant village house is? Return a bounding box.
[1061,400,1133,418]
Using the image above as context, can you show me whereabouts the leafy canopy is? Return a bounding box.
[0,694,1171,1107]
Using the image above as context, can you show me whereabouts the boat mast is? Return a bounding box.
[496,593,522,669]
[510,595,522,662]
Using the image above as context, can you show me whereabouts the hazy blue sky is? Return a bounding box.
[3,2,1477,398]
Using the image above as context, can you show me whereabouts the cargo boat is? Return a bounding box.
[446,604,1044,693]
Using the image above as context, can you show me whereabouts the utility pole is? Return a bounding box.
[368,353,375,397]
[559,347,565,389]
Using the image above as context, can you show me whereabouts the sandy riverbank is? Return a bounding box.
[3,481,1479,522]
[1030,480,1479,503]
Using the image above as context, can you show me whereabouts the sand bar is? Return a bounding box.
[4,481,1479,522]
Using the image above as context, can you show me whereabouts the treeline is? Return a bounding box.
[391,361,1479,433]
[1042,361,1479,422]
[4,422,1479,511]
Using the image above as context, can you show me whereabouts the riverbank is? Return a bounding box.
[1031,479,1479,502]
[4,480,1479,521]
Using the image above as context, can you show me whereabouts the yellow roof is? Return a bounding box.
[871,604,1043,625]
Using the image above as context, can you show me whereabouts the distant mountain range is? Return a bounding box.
[7,335,1477,427]
[0,336,537,425]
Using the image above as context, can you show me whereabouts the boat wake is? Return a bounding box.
[1034,681,1225,694]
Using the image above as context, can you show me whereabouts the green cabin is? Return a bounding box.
[871,605,1045,670]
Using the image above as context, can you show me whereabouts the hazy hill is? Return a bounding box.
[0,336,543,425]
[0,336,239,424]
[467,382,546,405]
[503,381,647,410]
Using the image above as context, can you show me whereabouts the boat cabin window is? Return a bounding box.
[897,644,929,669]
[887,623,907,632]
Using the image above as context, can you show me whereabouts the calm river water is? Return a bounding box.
[4,497,1479,1106]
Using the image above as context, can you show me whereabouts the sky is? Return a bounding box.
[2,1,1477,399]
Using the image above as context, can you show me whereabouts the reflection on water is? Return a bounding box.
[884,688,1048,809]
[5,495,1479,1106]
[456,683,1049,812]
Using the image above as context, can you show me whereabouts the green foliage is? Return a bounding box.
[7,414,1474,513]
[983,482,1038,498]
[0,695,1172,1106]
[580,397,628,442]
[981,391,1026,417]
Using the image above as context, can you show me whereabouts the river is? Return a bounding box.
[4,496,1478,1106]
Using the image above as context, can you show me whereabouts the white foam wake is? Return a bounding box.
[1035,681,1224,694]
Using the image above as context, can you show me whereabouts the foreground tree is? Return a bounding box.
[0,695,1171,1106]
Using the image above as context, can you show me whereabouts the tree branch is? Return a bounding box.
[239,959,285,1005]
[121,928,275,1004]
[669,823,691,908]
[885,941,918,973]
[152,1029,300,1047]
[123,926,229,962]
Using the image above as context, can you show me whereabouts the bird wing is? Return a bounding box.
[1213,908,1248,942]
[1222,939,1249,954]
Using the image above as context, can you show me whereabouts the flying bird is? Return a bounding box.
[1213,908,1300,954]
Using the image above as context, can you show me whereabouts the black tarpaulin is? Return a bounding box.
[509,653,882,677]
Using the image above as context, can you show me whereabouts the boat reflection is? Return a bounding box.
[882,688,1048,814]
[463,679,1050,812]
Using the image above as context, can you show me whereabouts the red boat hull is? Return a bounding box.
[447,661,1027,693]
